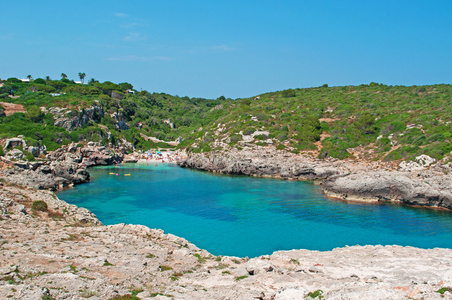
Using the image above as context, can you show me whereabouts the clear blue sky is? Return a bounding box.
[1,1,451,99]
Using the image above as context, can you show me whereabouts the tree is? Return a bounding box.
[45,76,51,82]
[27,75,32,81]
[26,105,44,122]
[33,78,46,85]
[61,73,68,79]
[119,82,133,90]
[78,72,86,84]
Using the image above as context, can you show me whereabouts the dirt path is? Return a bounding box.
[0,101,25,116]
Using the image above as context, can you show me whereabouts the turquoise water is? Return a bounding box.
[57,162,452,257]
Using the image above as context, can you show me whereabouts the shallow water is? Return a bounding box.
[57,162,452,257]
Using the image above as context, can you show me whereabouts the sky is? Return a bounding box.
[1,1,451,99]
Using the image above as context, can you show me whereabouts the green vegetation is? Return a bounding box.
[179,83,452,161]
[103,260,114,266]
[306,289,324,299]
[170,272,183,281]
[1,77,229,152]
[1,77,451,162]
[194,253,207,263]
[109,294,140,300]
[159,265,172,271]
[235,275,248,281]
[436,287,452,294]
[31,201,48,212]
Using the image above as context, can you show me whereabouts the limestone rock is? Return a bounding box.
[53,105,104,131]
[4,137,26,149]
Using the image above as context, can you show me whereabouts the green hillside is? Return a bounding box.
[180,83,452,161]
[0,77,229,151]
[1,77,451,162]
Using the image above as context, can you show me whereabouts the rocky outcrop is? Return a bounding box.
[179,149,452,211]
[2,137,47,158]
[178,150,346,180]
[0,143,124,190]
[111,111,129,130]
[1,182,452,300]
[52,105,104,131]
[323,171,452,209]
[3,137,26,149]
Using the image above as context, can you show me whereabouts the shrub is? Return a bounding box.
[159,265,172,271]
[23,150,35,161]
[31,201,48,212]
[422,142,452,160]
[276,133,287,141]
[281,89,296,98]
[376,137,391,152]
[26,105,45,123]
[244,129,255,135]
[383,145,422,161]
[230,134,242,142]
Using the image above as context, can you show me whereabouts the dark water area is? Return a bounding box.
[57,162,452,258]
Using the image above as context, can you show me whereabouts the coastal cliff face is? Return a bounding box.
[1,181,452,299]
[178,149,347,180]
[50,105,104,132]
[178,149,452,210]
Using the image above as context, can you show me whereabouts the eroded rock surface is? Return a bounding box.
[0,143,123,190]
[178,149,347,180]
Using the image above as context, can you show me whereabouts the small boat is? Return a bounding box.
[124,174,131,176]
[109,172,116,175]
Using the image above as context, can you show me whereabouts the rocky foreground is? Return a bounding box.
[1,182,452,300]
[178,148,452,210]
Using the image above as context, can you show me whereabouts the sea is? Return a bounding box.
[57,162,452,258]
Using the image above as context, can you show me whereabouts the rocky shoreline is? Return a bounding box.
[0,141,125,191]
[177,148,452,211]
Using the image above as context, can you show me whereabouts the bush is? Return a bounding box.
[230,134,242,142]
[281,89,296,98]
[32,200,48,212]
[383,145,422,161]
[376,137,391,152]
[23,150,35,161]
[422,142,452,160]
[243,129,255,135]
[276,133,287,141]
[26,105,45,123]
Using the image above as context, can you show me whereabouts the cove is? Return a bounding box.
[57,162,452,258]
